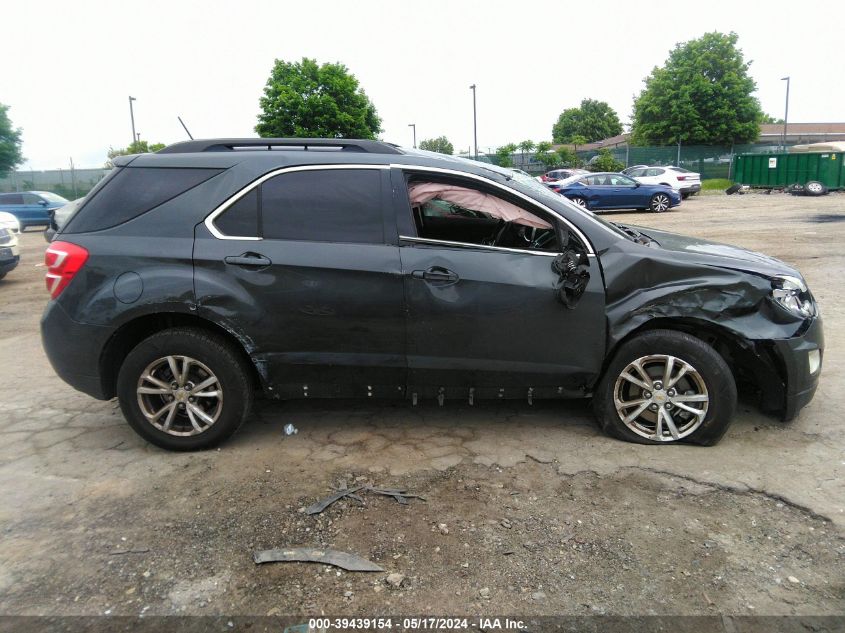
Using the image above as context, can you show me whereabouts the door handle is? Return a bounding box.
[411,266,459,283]
[224,253,271,267]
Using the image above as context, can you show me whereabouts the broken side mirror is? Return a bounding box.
[551,249,590,309]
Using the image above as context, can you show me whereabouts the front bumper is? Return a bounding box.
[41,300,115,400]
[769,316,824,421]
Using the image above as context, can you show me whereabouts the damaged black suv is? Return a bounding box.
[41,138,823,451]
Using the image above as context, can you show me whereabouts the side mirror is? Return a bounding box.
[44,227,56,243]
[551,250,590,309]
[39,200,50,206]
[634,181,641,187]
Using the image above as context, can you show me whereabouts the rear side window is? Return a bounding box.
[0,194,23,205]
[261,169,383,243]
[214,188,259,237]
[64,167,222,233]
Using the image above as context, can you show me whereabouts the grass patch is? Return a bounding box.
[701,178,733,191]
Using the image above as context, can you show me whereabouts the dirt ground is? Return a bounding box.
[1,191,843,621]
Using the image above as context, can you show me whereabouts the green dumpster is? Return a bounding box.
[732,150,845,190]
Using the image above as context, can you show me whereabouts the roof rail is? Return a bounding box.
[157,138,403,155]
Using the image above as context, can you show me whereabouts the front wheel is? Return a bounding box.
[117,327,254,451]
[649,193,671,212]
[593,329,736,446]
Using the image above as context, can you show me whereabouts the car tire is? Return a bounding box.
[569,196,587,208]
[725,184,742,195]
[649,193,671,212]
[0,272,6,281]
[117,327,254,451]
[804,181,828,196]
[593,329,736,446]
[681,192,690,200]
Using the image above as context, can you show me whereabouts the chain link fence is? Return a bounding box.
[0,168,111,199]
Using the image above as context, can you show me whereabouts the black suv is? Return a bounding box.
[41,138,823,451]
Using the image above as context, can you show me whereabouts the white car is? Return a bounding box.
[626,166,701,199]
[0,211,21,234]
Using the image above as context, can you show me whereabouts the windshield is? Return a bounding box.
[37,192,70,203]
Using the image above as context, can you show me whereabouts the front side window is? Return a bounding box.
[406,179,559,253]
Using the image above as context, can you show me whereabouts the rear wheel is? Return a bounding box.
[117,327,253,451]
[569,196,587,208]
[594,329,736,446]
[649,193,671,212]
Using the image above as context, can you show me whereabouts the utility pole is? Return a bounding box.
[128,96,137,147]
[781,76,790,151]
[408,123,416,148]
[470,84,478,160]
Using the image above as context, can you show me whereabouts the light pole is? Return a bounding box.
[781,77,790,151]
[408,123,416,148]
[469,84,478,160]
[128,96,137,147]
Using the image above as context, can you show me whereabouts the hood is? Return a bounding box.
[627,225,801,279]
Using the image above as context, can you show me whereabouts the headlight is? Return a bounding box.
[771,275,815,318]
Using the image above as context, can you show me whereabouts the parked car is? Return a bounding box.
[541,168,588,183]
[0,227,20,280]
[0,211,21,234]
[0,191,69,230]
[44,198,84,242]
[41,137,822,451]
[625,166,702,198]
[556,172,681,212]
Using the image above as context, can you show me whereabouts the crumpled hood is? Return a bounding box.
[628,225,801,280]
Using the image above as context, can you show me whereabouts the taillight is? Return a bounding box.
[45,241,89,299]
[676,175,687,181]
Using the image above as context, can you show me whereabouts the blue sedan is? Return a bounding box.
[0,191,70,230]
[550,172,681,212]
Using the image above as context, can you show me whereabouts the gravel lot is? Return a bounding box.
[1,191,843,619]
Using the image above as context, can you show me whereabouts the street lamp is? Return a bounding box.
[408,123,416,149]
[781,77,790,151]
[128,96,137,147]
[469,84,478,160]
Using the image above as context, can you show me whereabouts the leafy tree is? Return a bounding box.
[534,141,556,169]
[587,148,625,173]
[256,57,381,139]
[419,136,454,154]
[0,103,23,175]
[631,32,763,145]
[552,99,623,144]
[517,140,535,167]
[105,140,167,168]
[495,143,518,167]
[556,147,578,168]
[762,113,785,124]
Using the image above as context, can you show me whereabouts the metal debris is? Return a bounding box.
[253,547,383,572]
[283,423,298,436]
[306,485,426,515]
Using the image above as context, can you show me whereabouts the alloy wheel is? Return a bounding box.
[136,355,223,436]
[651,194,670,212]
[613,354,709,442]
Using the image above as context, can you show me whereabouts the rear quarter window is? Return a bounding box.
[63,167,222,233]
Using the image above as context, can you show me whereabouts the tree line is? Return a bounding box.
[0,31,779,176]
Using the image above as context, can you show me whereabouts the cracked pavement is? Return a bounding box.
[0,193,843,616]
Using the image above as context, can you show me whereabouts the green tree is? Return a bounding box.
[588,148,625,173]
[495,143,518,167]
[518,140,535,167]
[762,113,784,124]
[419,136,454,154]
[552,99,622,144]
[556,146,578,168]
[631,32,763,145]
[105,140,167,168]
[534,141,557,169]
[0,103,23,175]
[255,57,381,139]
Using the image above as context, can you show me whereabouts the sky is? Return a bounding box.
[5,0,845,169]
